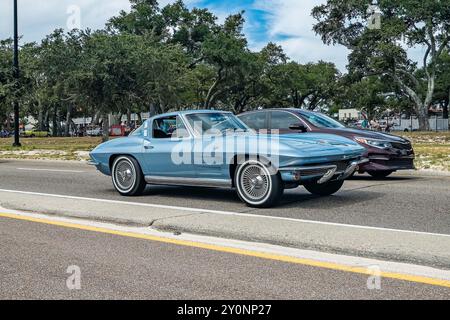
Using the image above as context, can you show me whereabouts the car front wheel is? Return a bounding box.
[304,180,344,196]
[111,156,146,196]
[235,160,283,208]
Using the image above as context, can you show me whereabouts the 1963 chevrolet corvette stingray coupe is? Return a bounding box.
[90,110,367,207]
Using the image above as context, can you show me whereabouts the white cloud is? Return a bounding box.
[0,0,197,44]
[0,0,132,43]
[254,0,350,70]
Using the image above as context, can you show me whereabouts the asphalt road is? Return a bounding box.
[1,215,449,300]
[0,159,449,234]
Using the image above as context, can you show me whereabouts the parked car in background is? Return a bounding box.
[238,109,415,178]
[90,110,367,208]
[0,129,11,138]
[86,126,103,137]
[21,130,51,138]
[109,124,126,137]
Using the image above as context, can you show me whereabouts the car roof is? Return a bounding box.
[150,109,233,120]
[238,108,305,115]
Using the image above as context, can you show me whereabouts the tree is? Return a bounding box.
[434,50,450,119]
[0,39,15,129]
[312,0,450,130]
[261,60,340,110]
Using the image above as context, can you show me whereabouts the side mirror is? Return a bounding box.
[289,123,308,133]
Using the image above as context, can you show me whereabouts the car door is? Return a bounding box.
[142,115,196,178]
[238,112,269,133]
[269,111,309,134]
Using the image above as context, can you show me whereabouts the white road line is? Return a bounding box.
[0,188,449,238]
[16,168,85,173]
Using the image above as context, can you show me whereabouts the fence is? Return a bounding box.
[393,117,449,132]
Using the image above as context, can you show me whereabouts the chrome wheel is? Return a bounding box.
[113,157,136,193]
[237,162,272,204]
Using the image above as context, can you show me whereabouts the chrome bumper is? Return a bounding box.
[280,158,369,185]
[88,160,99,166]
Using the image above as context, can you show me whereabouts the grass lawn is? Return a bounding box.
[400,132,450,171]
[0,137,102,161]
[0,132,449,171]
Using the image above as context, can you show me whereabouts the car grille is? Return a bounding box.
[389,159,414,168]
[391,142,412,150]
[300,168,331,176]
[299,160,353,177]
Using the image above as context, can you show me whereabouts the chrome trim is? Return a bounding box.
[339,158,369,180]
[279,165,338,172]
[340,162,358,180]
[145,176,232,188]
[88,160,99,166]
[181,112,234,138]
[150,114,194,139]
[317,167,337,184]
[368,156,390,161]
[356,158,370,165]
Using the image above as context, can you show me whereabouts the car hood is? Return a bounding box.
[321,128,409,143]
[252,132,366,162]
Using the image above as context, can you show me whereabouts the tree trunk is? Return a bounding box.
[417,103,430,131]
[101,113,110,142]
[149,103,159,117]
[56,108,62,137]
[127,109,132,126]
[64,105,72,137]
[52,106,58,137]
[38,102,44,131]
[205,68,223,109]
[5,113,11,130]
[44,110,49,131]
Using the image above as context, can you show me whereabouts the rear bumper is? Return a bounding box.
[280,158,369,185]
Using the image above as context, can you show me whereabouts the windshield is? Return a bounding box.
[185,113,250,135]
[130,124,144,136]
[299,111,345,129]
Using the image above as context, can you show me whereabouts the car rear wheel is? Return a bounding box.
[112,156,146,196]
[304,180,344,196]
[368,171,394,179]
[235,160,283,208]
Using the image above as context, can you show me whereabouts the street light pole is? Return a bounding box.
[12,0,21,147]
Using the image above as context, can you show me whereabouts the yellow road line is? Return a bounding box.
[1,212,450,289]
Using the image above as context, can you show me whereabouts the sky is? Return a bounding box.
[0,0,425,71]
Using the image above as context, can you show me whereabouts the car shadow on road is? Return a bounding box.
[141,185,243,204]
[349,175,421,182]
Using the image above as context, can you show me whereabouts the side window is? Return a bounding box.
[153,116,189,139]
[270,111,301,130]
[239,112,267,130]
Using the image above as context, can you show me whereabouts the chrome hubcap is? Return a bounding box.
[240,164,269,201]
[115,160,135,191]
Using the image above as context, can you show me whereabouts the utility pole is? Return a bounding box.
[12,0,21,147]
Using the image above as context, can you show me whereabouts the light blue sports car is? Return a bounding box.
[90,110,367,207]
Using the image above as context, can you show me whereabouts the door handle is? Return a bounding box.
[144,141,154,150]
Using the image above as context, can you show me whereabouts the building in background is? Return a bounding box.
[338,109,363,121]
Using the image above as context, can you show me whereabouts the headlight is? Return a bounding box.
[354,137,392,149]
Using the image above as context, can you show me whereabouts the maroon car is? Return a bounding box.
[238,109,415,178]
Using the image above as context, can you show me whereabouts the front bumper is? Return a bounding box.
[280,158,369,185]
[359,156,415,172]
